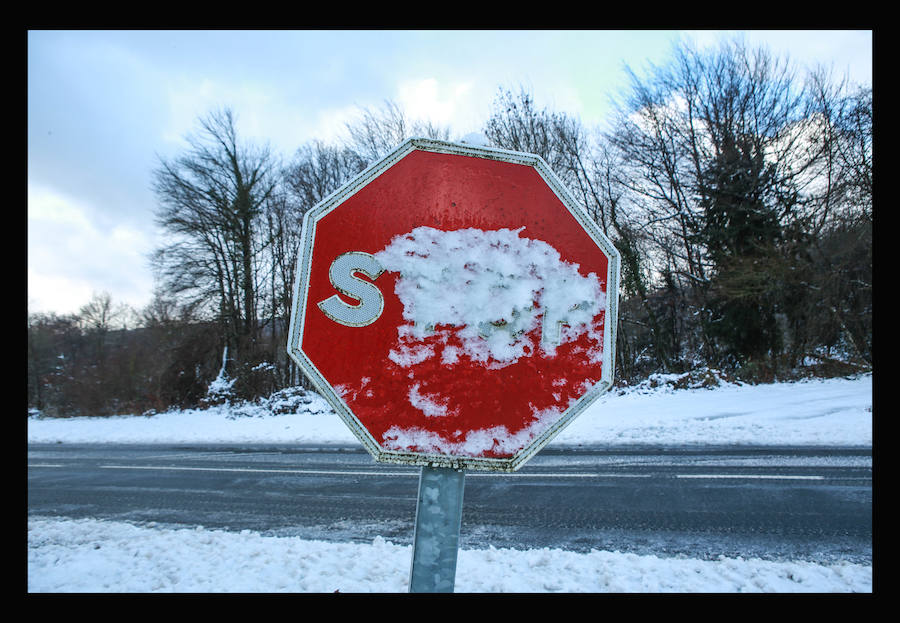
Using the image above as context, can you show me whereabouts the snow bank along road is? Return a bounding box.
[27,442,872,565]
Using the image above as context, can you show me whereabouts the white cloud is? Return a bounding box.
[160,75,356,158]
[302,78,484,148]
[308,103,365,144]
[28,184,155,315]
[27,269,95,317]
[27,184,93,229]
[396,77,475,127]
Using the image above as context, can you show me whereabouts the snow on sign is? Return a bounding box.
[287,138,620,471]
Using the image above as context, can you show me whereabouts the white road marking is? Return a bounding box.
[97,465,418,477]
[676,474,825,480]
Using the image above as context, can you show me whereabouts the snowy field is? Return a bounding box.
[28,373,873,593]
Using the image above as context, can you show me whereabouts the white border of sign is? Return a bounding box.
[287,138,620,472]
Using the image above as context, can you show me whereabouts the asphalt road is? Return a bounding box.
[27,443,872,564]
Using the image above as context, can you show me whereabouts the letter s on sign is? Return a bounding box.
[317,252,385,327]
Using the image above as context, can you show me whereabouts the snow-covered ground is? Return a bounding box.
[28,373,873,593]
[27,372,872,447]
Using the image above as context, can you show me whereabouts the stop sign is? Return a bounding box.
[287,138,620,471]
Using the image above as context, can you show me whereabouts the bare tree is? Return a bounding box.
[78,291,125,333]
[151,107,280,369]
[343,99,450,164]
[483,87,574,174]
[284,140,367,209]
[27,311,82,415]
[602,36,871,376]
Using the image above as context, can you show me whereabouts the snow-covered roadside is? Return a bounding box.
[27,517,872,593]
[27,373,872,448]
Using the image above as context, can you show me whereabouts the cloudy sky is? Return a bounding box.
[26,29,872,318]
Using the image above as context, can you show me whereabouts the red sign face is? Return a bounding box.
[288,139,619,471]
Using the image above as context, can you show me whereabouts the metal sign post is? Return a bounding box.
[408,465,466,593]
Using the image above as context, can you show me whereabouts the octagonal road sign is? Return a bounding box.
[287,137,620,472]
